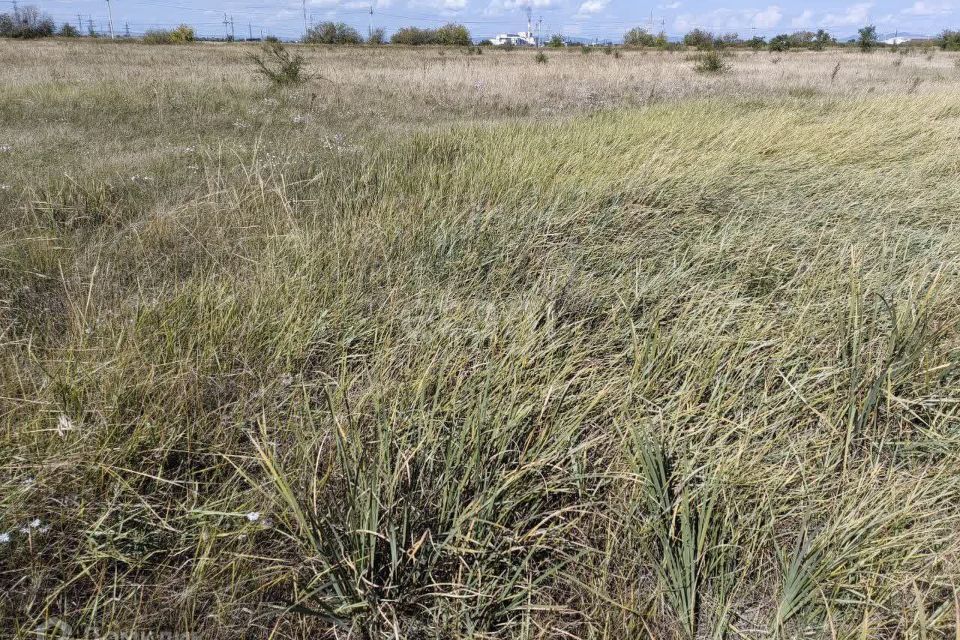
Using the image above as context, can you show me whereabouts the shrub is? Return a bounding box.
[812,28,833,50]
[435,23,471,46]
[769,34,791,52]
[547,34,564,48]
[535,51,547,64]
[58,23,79,38]
[683,28,714,50]
[142,29,175,44]
[694,49,727,73]
[305,21,362,45]
[250,41,306,87]
[624,27,657,47]
[940,30,960,51]
[747,35,766,50]
[390,23,471,46]
[603,45,613,55]
[858,25,878,52]
[369,27,386,45]
[0,5,55,39]
[581,45,592,54]
[171,24,195,43]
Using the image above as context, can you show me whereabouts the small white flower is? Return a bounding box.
[29,519,41,529]
[0,184,10,191]
[245,512,261,522]
[0,533,10,544]
[292,114,306,124]
[39,526,50,534]
[0,145,12,153]
[56,414,74,437]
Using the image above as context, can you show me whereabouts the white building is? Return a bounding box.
[490,31,537,46]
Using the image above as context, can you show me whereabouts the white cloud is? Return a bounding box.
[577,0,610,16]
[823,2,873,26]
[791,9,813,27]
[407,0,467,10]
[674,5,782,32]
[660,1,682,9]
[486,0,559,16]
[901,1,952,15]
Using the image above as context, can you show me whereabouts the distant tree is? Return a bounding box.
[747,35,766,50]
[683,28,714,50]
[812,28,833,50]
[939,30,960,51]
[58,23,79,37]
[0,5,55,38]
[306,21,363,44]
[714,32,740,48]
[769,34,791,52]
[789,31,815,47]
[624,27,657,47]
[390,23,470,46]
[434,23,471,46]
[858,25,877,52]
[171,24,195,42]
[547,33,564,48]
[369,27,386,45]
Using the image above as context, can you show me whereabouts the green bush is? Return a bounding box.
[390,23,471,46]
[305,21,362,45]
[940,30,960,51]
[747,35,766,50]
[694,49,727,73]
[250,41,306,87]
[143,26,194,44]
[683,28,714,50]
[535,51,547,64]
[547,34,564,48]
[369,27,386,45]
[58,23,79,38]
[858,25,878,52]
[624,27,657,47]
[769,34,791,52]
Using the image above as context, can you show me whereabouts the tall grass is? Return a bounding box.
[2,41,960,638]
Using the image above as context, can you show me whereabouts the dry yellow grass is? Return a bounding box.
[2,39,960,639]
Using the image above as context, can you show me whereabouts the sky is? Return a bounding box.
[30,0,960,40]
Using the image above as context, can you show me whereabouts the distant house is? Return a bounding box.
[490,31,536,46]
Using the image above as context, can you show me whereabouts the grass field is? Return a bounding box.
[2,40,960,639]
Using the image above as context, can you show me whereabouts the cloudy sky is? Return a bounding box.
[37,0,958,40]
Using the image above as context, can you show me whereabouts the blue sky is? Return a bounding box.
[35,0,959,40]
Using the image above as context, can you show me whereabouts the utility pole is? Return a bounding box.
[124,22,130,38]
[248,22,253,41]
[302,0,308,40]
[223,13,230,40]
[230,15,235,40]
[87,17,95,37]
[106,0,115,39]
[77,13,83,33]
[368,4,373,41]
[537,16,543,47]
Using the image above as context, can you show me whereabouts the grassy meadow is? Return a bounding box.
[2,39,960,638]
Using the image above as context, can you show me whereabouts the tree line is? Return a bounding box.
[3,4,960,52]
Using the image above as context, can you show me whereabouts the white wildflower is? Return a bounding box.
[0,184,10,191]
[29,518,41,529]
[292,114,306,124]
[0,145,12,153]
[245,512,261,522]
[0,533,9,544]
[56,414,74,437]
